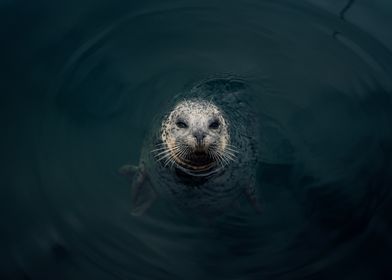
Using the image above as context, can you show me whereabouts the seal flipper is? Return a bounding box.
[244,182,262,214]
[118,164,139,178]
[131,166,156,216]
[119,163,157,216]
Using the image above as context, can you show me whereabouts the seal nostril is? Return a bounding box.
[193,131,206,144]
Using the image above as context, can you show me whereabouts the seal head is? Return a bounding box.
[157,99,236,175]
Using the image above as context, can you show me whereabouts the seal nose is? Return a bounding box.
[193,130,206,145]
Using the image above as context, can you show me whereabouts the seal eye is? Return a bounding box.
[209,120,220,129]
[176,120,188,128]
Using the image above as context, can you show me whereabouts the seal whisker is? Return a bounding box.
[209,150,220,168]
[161,145,183,167]
[153,150,171,158]
[156,154,173,163]
[178,146,188,159]
[214,152,227,167]
[225,147,239,154]
[183,145,191,159]
[169,155,177,168]
[162,154,173,167]
[212,153,221,167]
[150,147,168,153]
[154,149,174,159]
[224,150,237,160]
[155,142,167,147]
[225,148,239,153]
[156,147,181,161]
[173,147,187,168]
[224,155,235,164]
[164,156,176,168]
[151,144,167,151]
[220,150,234,165]
[227,144,238,148]
[221,155,230,166]
[175,148,185,162]
[224,151,237,159]
[219,156,228,167]
[157,146,178,156]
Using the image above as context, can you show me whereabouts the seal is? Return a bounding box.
[119,77,261,216]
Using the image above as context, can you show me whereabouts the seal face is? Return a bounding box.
[157,99,236,175]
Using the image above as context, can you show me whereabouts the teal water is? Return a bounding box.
[1,0,392,279]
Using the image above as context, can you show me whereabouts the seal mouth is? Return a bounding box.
[175,150,216,171]
[192,145,208,157]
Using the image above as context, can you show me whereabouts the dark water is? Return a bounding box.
[1,0,392,279]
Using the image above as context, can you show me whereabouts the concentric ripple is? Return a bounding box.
[1,0,392,279]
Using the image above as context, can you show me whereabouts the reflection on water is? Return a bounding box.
[1,0,392,279]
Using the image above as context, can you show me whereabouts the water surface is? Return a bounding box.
[1,0,392,279]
